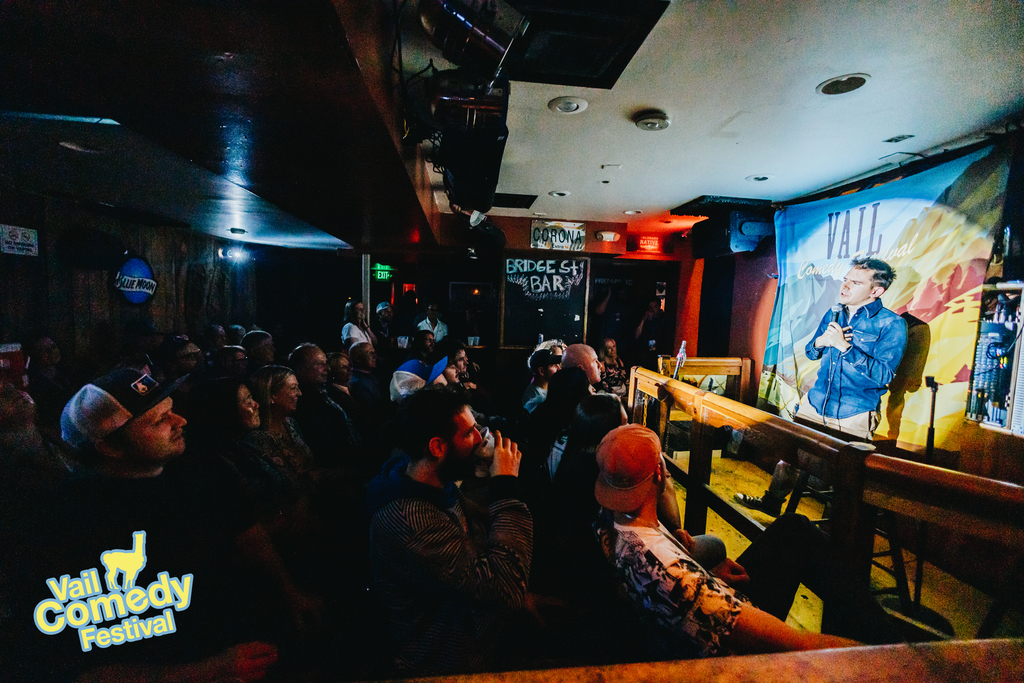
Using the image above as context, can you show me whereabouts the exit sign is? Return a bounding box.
[372,263,394,281]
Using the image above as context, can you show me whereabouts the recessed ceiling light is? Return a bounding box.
[533,212,547,216]
[229,228,247,234]
[601,180,610,184]
[883,134,916,143]
[624,209,642,215]
[632,109,670,131]
[816,73,870,95]
[548,96,588,114]
[548,191,570,197]
[745,174,775,182]
[58,141,104,154]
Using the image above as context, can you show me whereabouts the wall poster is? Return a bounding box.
[759,143,1011,450]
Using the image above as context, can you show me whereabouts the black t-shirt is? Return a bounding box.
[1,455,266,681]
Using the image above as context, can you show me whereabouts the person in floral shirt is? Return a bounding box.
[595,424,885,656]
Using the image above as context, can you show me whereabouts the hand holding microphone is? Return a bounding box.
[814,304,853,350]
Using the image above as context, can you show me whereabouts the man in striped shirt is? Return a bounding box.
[367,387,532,676]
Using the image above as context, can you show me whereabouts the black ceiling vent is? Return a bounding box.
[505,1,669,89]
[492,192,537,209]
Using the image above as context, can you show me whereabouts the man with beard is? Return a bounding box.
[1,369,308,682]
[366,387,531,676]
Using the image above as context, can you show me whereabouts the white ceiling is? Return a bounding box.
[412,0,1024,233]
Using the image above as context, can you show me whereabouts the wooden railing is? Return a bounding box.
[628,366,1024,593]
[656,355,754,404]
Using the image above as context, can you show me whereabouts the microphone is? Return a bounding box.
[830,304,843,324]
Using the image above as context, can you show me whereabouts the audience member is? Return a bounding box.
[395,289,419,337]
[342,301,377,350]
[634,299,669,368]
[372,302,395,350]
[552,395,724,572]
[226,323,247,346]
[594,338,628,397]
[594,424,896,658]
[529,339,565,365]
[525,367,594,472]
[2,369,321,682]
[416,303,448,343]
[188,377,296,518]
[26,336,75,436]
[155,335,204,382]
[522,348,561,414]
[203,323,227,348]
[561,343,603,386]
[326,351,352,396]
[428,355,458,386]
[390,331,435,401]
[152,334,205,422]
[408,329,435,363]
[0,381,75,482]
[245,364,314,489]
[349,342,386,411]
[214,344,249,379]
[449,343,478,390]
[120,319,164,370]
[366,386,531,675]
[288,344,361,476]
[200,324,227,369]
[242,330,276,376]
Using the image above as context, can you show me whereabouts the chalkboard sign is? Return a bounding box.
[501,254,589,348]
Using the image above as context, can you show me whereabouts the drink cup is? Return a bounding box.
[473,426,495,477]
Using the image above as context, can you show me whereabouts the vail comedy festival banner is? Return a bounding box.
[759,144,1010,450]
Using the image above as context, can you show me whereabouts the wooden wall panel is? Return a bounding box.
[1,181,255,380]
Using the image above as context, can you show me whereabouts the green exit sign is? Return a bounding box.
[372,263,394,281]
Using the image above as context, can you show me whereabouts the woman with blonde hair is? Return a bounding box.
[342,300,377,350]
[245,365,313,488]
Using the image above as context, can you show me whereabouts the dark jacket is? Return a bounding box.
[366,456,532,676]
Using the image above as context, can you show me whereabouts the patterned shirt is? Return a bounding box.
[367,457,533,675]
[242,417,313,490]
[595,358,628,396]
[596,514,745,657]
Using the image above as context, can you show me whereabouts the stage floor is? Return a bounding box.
[669,448,1024,640]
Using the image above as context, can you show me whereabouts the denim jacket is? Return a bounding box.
[804,298,907,419]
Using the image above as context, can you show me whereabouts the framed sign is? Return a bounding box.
[1,224,38,256]
[530,220,585,251]
[501,253,589,348]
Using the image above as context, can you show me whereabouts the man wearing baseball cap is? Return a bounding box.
[595,424,896,657]
[2,369,325,681]
[59,368,189,476]
[372,301,397,374]
[522,348,561,414]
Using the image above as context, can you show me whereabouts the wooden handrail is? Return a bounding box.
[628,365,1024,586]
[863,454,1024,546]
[651,356,754,404]
[865,454,1024,511]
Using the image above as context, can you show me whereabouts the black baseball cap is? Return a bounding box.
[61,369,185,448]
